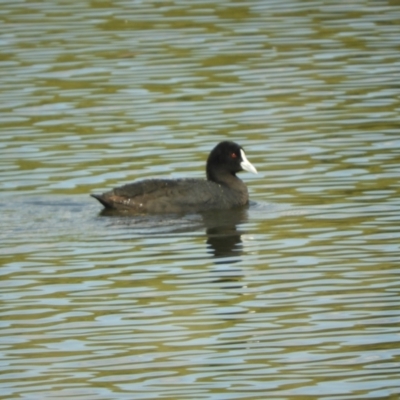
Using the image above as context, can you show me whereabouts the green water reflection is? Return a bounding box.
[1,0,400,399]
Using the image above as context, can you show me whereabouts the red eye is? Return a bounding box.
[231,152,237,158]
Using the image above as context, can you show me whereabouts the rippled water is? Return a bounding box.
[1,0,400,399]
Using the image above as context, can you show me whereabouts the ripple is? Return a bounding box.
[1,0,400,399]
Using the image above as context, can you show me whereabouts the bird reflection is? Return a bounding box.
[201,209,247,261]
[97,207,248,262]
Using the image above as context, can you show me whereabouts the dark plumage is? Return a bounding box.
[91,141,257,213]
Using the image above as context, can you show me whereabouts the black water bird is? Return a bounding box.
[91,141,257,213]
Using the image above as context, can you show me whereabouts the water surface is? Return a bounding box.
[1,0,400,399]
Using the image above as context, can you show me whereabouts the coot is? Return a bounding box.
[91,141,257,213]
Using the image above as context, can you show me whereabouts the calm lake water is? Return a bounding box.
[1,0,400,399]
